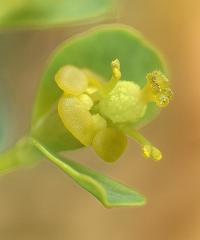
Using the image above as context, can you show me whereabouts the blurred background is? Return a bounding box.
[0,0,200,239]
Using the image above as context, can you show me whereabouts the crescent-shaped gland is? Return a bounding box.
[58,96,96,146]
[82,69,104,90]
[55,65,88,96]
[92,128,127,162]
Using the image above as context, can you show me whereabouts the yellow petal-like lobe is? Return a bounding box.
[58,96,95,146]
[55,66,88,96]
[92,114,107,132]
[78,94,93,110]
[92,128,127,162]
[83,69,104,90]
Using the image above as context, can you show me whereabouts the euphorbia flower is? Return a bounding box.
[55,59,173,162]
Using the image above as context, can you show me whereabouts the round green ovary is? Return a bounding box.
[99,81,146,123]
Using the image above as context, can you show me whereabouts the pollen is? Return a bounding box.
[143,145,162,161]
[145,70,173,108]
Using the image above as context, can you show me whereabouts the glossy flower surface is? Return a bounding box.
[55,59,173,162]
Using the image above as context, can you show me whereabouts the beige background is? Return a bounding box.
[0,0,200,239]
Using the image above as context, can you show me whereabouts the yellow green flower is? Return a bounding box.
[55,59,173,162]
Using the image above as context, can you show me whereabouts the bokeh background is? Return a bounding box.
[0,0,200,239]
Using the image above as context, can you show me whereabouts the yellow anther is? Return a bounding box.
[147,71,169,90]
[151,147,162,161]
[111,59,121,80]
[143,70,173,108]
[156,94,170,108]
[103,59,122,94]
[142,145,162,161]
[55,65,88,96]
[143,145,151,158]
[111,58,120,69]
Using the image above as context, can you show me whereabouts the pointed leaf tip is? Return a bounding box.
[31,138,146,208]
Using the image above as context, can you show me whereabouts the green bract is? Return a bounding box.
[0,0,113,29]
[0,25,169,207]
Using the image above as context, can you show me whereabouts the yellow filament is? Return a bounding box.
[103,59,122,94]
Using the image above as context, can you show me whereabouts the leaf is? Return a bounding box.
[0,137,41,174]
[31,138,146,207]
[0,135,146,208]
[0,0,113,29]
[32,25,167,151]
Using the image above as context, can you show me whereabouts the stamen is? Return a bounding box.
[111,59,121,81]
[103,59,122,94]
[142,70,173,108]
[142,145,162,161]
[119,125,162,161]
[151,146,162,161]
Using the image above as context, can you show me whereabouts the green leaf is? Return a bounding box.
[0,135,146,207]
[0,0,113,29]
[32,25,167,151]
[0,137,41,174]
[31,138,146,207]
